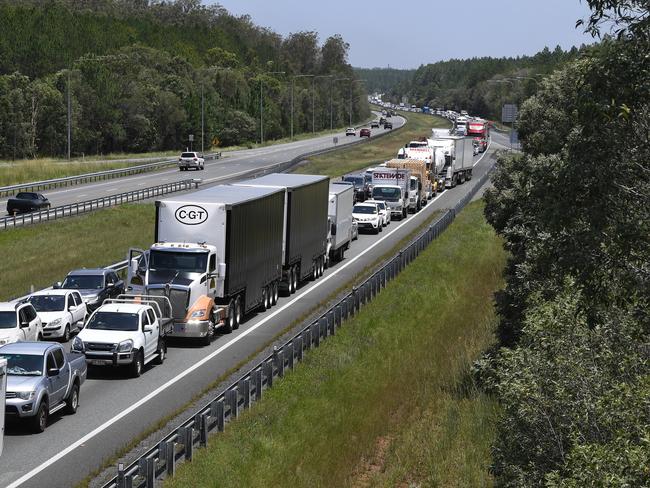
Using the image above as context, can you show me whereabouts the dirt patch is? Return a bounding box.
[351,436,392,488]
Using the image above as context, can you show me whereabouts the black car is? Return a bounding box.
[7,192,50,215]
[384,121,393,129]
[56,268,125,312]
[341,174,366,202]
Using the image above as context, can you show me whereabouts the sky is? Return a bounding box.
[209,0,596,69]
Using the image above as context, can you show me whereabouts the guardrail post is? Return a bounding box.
[319,317,328,339]
[352,286,359,312]
[241,378,251,409]
[296,336,303,362]
[227,389,238,419]
[327,311,335,335]
[184,426,194,461]
[264,360,274,388]
[287,343,295,370]
[312,322,320,347]
[145,457,155,488]
[117,463,128,488]
[165,441,176,477]
[341,300,348,320]
[215,400,225,432]
[199,413,209,447]
[304,327,312,350]
[253,369,263,401]
[334,305,342,327]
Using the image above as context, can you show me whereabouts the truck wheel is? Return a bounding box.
[259,287,268,311]
[290,267,297,294]
[64,382,79,414]
[233,297,242,330]
[62,325,70,343]
[155,339,167,363]
[31,400,48,433]
[224,302,235,333]
[320,256,325,276]
[312,261,318,280]
[130,350,143,378]
[265,286,271,309]
[272,282,279,305]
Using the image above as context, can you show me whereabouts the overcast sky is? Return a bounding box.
[210,0,596,69]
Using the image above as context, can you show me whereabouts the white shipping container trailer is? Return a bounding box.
[327,183,354,263]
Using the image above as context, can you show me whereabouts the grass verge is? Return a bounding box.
[294,111,450,177]
[164,201,505,488]
[0,204,154,300]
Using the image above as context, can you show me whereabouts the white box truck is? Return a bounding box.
[0,358,6,456]
[430,130,472,188]
[327,183,354,265]
[370,167,411,220]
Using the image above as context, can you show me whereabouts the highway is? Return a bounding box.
[0,117,404,211]
[0,128,498,488]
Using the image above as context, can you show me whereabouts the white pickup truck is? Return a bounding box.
[27,289,87,342]
[72,295,173,377]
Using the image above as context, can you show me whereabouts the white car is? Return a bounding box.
[0,302,43,345]
[352,202,382,235]
[27,290,87,342]
[178,152,205,171]
[345,128,356,136]
[365,199,391,226]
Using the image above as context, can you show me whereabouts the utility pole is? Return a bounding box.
[201,83,205,153]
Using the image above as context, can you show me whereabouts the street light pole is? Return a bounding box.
[201,83,205,153]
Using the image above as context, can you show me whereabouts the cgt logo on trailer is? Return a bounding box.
[175,205,208,225]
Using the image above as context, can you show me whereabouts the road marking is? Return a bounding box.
[7,113,461,488]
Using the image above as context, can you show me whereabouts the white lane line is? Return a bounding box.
[8,120,488,488]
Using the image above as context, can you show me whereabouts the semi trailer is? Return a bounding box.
[327,183,354,265]
[234,173,330,293]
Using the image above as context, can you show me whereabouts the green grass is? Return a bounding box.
[0,204,154,300]
[294,111,451,177]
[165,201,505,488]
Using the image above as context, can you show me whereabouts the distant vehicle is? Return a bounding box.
[359,128,371,138]
[73,295,173,377]
[27,290,87,342]
[7,192,50,215]
[0,341,86,432]
[352,202,382,234]
[341,174,366,202]
[365,199,390,226]
[0,302,43,346]
[178,152,204,171]
[370,121,379,129]
[384,121,393,129]
[379,117,386,125]
[473,137,488,153]
[345,128,356,136]
[57,269,125,313]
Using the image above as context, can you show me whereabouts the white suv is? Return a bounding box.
[179,152,205,171]
[0,302,43,345]
[27,290,87,342]
[365,199,390,227]
[352,202,382,234]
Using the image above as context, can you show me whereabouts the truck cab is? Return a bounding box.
[371,185,405,220]
[73,296,172,377]
[408,176,422,212]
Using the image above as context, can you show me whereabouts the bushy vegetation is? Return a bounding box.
[0,0,369,160]
[478,2,650,485]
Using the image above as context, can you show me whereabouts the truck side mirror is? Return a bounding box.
[331,223,337,236]
[47,367,59,376]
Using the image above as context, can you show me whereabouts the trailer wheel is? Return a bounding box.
[312,261,318,280]
[233,296,242,330]
[260,287,268,311]
[291,267,298,293]
[272,282,279,305]
[320,256,325,276]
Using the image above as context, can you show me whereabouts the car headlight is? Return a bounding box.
[117,339,134,353]
[16,391,36,400]
[0,338,8,345]
[48,318,62,327]
[190,309,206,319]
[71,336,85,352]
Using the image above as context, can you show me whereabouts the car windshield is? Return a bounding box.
[375,202,386,210]
[149,250,208,273]
[86,312,139,331]
[28,295,65,312]
[62,274,103,290]
[0,311,16,329]
[410,179,418,190]
[372,187,401,201]
[181,152,196,158]
[353,205,377,214]
[343,176,363,187]
[0,353,43,376]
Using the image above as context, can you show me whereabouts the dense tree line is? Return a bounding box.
[478,1,649,485]
[377,46,584,120]
[353,67,415,95]
[0,0,369,158]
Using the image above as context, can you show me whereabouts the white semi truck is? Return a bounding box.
[127,184,286,339]
[430,129,472,188]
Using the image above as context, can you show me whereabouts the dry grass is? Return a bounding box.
[165,201,505,488]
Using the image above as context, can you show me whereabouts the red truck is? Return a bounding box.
[467,120,489,138]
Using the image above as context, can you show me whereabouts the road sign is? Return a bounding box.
[188,134,194,142]
[502,104,518,123]
[333,136,338,145]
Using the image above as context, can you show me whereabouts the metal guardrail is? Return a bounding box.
[101,160,496,488]
[0,153,220,198]
[0,179,200,230]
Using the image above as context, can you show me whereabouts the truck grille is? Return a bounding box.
[5,392,17,399]
[85,342,116,352]
[148,288,188,320]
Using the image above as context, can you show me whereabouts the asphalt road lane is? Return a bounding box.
[0,115,404,211]
[0,137,496,488]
